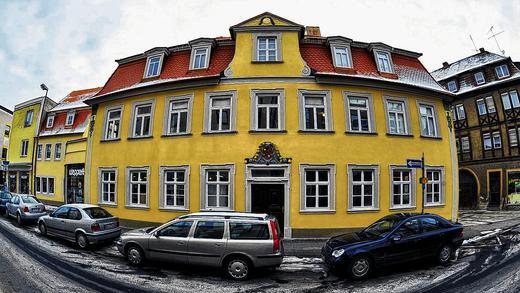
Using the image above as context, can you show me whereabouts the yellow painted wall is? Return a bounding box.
[8,103,41,164]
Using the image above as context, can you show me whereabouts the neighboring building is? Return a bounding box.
[85,12,456,238]
[35,88,100,205]
[0,105,13,187]
[431,48,520,210]
[7,96,56,194]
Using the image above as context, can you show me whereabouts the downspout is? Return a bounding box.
[84,104,97,205]
[33,97,47,195]
[446,103,459,222]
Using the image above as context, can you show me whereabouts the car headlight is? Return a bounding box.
[332,248,345,258]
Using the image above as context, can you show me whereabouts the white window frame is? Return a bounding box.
[65,111,75,126]
[298,89,333,132]
[347,164,380,212]
[485,96,496,113]
[159,165,190,210]
[252,32,282,62]
[455,104,466,120]
[374,50,394,73]
[143,54,163,78]
[344,92,376,133]
[200,164,235,211]
[424,167,445,207]
[129,100,155,138]
[20,140,29,157]
[250,89,285,132]
[492,131,502,149]
[44,144,52,161]
[476,98,487,115]
[36,144,42,160]
[103,105,123,141]
[36,176,55,196]
[125,167,150,208]
[190,46,211,70]
[332,46,353,68]
[495,64,510,79]
[383,96,411,135]
[203,91,237,134]
[417,101,440,138]
[24,110,33,127]
[163,94,193,136]
[501,90,520,110]
[46,114,55,128]
[98,167,118,206]
[299,164,336,212]
[54,143,62,160]
[483,132,493,150]
[461,136,470,153]
[447,80,458,93]
[389,166,416,209]
[509,128,519,147]
[474,72,485,85]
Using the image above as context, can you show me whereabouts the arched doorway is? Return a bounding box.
[459,169,479,209]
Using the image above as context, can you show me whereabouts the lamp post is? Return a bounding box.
[33,83,48,195]
[40,83,48,98]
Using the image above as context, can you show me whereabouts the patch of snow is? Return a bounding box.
[431,52,507,81]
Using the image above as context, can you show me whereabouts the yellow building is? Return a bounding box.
[85,12,457,238]
[7,96,56,194]
[35,88,100,205]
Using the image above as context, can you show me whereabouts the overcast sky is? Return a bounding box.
[0,0,519,110]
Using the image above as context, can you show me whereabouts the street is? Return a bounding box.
[0,215,519,293]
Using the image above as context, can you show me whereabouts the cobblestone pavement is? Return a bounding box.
[458,210,520,226]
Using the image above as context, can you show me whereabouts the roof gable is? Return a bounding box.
[431,50,507,81]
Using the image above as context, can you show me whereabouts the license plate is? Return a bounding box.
[105,223,116,230]
[31,208,41,213]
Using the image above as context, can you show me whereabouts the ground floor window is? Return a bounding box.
[126,168,149,208]
[36,176,55,195]
[507,171,520,204]
[348,165,379,211]
[99,168,117,205]
[299,164,335,211]
[425,167,444,206]
[160,166,189,210]
[200,164,234,210]
[390,167,415,209]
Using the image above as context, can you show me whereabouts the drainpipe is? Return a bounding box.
[33,95,47,195]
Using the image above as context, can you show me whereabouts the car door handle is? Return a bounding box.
[215,243,224,247]
[177,241,185,245]
[60,220,65,223]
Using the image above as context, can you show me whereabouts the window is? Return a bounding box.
[425,168,444,206]
[418,103,438,137]
[455,138,460,153]
[24,110,33,127]
[46,115,55,128]
[4,125,10,137]
[476,97,496,116]
[230,223,269,240]
[461,136,470,153]
[485,96,496,113]
[158,221,193,238]
[375,51,393,73]
[104,107,122,140]
[36,177,41,193]
[65,112,75,126]
[492,131,502,149]
[257,36,278,62]
[144,55,162,78]
[36,176,54,195]
[200,164,234,210]
[165,95,193,135]
[53,207,69,219]
[447,81,458,93]
[1,148,6,160]
[45,144,52,160]
[501,90,520,110]
[191,47,209,69]
[395,219,420,237]
[348,165,379,211]
[99,168,117,205]
[54,143,62,160]
[204,91,236,133]
[483,131,502,150]
[299,164,335,211]
[194,221,225,239]
[160,166,189,210]
[333,47,352,68]
[127,168,149,207]
[454,104,466,120]
[474,72,485,85]
[298,90,332,131]
[36,144,42,160]
[251,90,284,131]
[495,64,510,79]
[20,140,29,157]
[421,217,441,232]
[384,98,410,135]
[345,93,375,133]
[509,128,519,147]
[131,102,153,138]
[390,167,415,209]
[476,99,487,115]
[68,208,82,220]
[483,133,492,150]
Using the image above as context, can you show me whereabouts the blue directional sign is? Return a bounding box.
[406,159,422,169]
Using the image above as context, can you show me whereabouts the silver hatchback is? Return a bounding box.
[116,212,283,280]
[6,195,46,225]
[38,204,121,249]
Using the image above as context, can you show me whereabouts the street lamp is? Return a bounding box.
[40,83,48,98]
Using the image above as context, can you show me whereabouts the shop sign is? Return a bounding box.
[69,168,85,177]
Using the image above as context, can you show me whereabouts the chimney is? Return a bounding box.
[479,47,486,53]
[442,62,450,68]
[305,26,321,37]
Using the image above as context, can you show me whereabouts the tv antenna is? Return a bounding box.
[469,35,478,53]
[488,26,505,55]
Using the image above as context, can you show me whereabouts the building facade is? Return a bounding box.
[432,48,520,209]
[85,13,457,237]
[7,97,56,194]
[0,105,13,187]
[35,88,100,205]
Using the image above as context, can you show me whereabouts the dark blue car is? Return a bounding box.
[0,190,12,215]
[322,213,464,279]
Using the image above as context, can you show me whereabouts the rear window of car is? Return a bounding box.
[21,196,41,204]
[230,222,269,240]
[83,207,112,219]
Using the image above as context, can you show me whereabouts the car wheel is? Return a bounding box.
[126,245,145,266]
[347,255,372,280]
[224,256,251,281]
[76,233,89,249]
[38,222,47,236]
[438,244,453,265]
[16,213,23,225]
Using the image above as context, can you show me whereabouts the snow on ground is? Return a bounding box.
[458,210,520,226]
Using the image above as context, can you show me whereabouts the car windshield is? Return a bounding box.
[361,217,401,238]
[21,196,41,204]
[0,192,11,199]
[83,207,112,219]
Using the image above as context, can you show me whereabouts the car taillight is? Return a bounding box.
[269,220,280,253]
[91,223,101,232]
[23,206,29,213]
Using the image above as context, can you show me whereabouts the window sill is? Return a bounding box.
[201,131,238,136]
[420,135,442,140]
[127,136,153,140]
[100,138,121,143]
[251,60,283,64]
[159,207,190,212]
[347,208,380,213]
[98,202,118,207]
[424,203,445,208]
[299,209,336,214]
[161,133,193,138]
[298,130,335,134]
[345,131,378,136]
[386,133,414,138]
[200,208,235,212]
[249,130,287,134]
[389,206,417,211]
[124,205,150,210]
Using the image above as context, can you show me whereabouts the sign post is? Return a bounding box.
[406,155,426,214]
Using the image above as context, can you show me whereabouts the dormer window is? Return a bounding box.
[332,47,352,68]
[46,114,55,128]
[144,55,163,78]
[374,50,394,73]
[447,80,458,93]
[474,72,485,85]
[191,47,210,70]
[253,33,281,62]
[495,64,510,79]
[65,111,75,126]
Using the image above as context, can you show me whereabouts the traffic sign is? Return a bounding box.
[1,161,8,166]
[406,159,422,169]
[420,177,428,184]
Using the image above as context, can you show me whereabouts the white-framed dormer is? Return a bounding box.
[65,111,75,126]
[142,47,169,79]
[46,113,55,128]
[368,43,395,74]
[327,36,353,69]
[189,38,215,70]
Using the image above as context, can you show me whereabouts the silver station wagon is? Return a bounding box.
[116,212,284,280]
[38,204,121,249]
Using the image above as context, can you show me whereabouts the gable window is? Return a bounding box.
[461,136,470,153]
[36,144,42,160]
[200,164,234,210]
[509,128,519,147]
[165,95,193,136]
[46,115,55,128]
[99,168,117,205]
[425,167,444,206]
[131,102,154,138]
[204,91,237,133]
[299,164,335,212]
[251,90,284,131]
[298,90,332,132]
[474,72,485,85]
[418,103,439,137]
[104,107,122,140]
[65,112,75,126]
[447,81,458,93]
[54,143,62,160]
[345,93,375,133]
[24,110,33,127]
[45,144,52,160]
[160,166,189,210]
[495,64,510,79]
[126,168,149,208]
[375,51,393,73]
[390,167,415,209]
[257,36,277,61]
[20,140,29,157]
[501,90,520,110]
[454,104,466,120]
[348,165,379,211]
[144,55,162,78]
[333,47,352,68]
[191,47,209,69]
[384,97,410,135]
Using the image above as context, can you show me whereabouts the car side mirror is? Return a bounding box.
[153,232,160,238]
[391,235,401,243]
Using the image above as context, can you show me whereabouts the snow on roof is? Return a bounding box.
[431,51,507,81]
[456,70,520,95]
[50,87,101,112]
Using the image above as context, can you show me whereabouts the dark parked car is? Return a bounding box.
[0,190,12,215]
[322,213,464,279]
